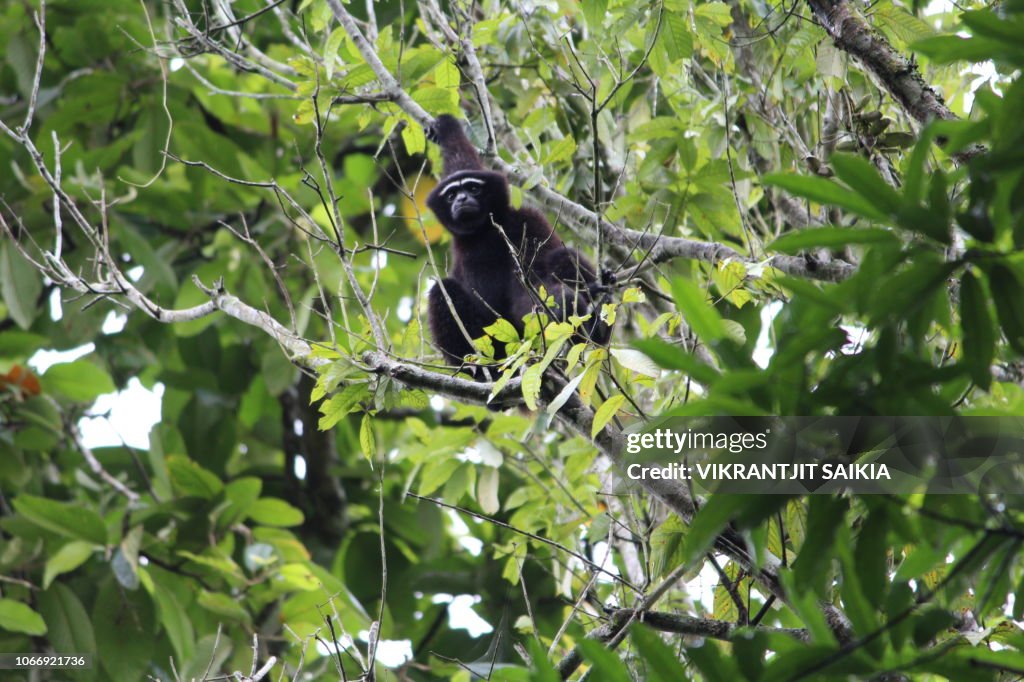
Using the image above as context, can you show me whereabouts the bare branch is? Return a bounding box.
[325,0,431,125]
[19,1,46,135]
[68,419,140,503]
[418,0,496,154]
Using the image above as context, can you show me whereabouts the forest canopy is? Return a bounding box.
[2,0,1024,680]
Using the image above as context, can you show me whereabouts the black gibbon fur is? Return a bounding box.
[425,114,610,368]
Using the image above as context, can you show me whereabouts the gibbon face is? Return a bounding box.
[427,170,509,236]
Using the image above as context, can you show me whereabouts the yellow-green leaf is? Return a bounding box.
[545,136,577,164]
[484,318,519,343]
[622,287,646,304]
[43,541,95,589]
[0,599,47,636]
[565,342,586,372]
[402,119,426,155]
[521,364,543,410]
[324,27,346,80]
[249,498,304,527]
[434,57,460,89]
[277,563,320,591]
[359,413,376,461]
[591,394,626,438]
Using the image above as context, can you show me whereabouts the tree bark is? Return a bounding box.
[804,0,983,164]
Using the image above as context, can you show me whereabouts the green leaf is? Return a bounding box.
[564,339,589,370]
[197,590,251,623]
[763,173,887,221]
[830,153,903,215]
[630,117,683,142]
[591,394,626,438]
[687,638,741,679]
[545,371,586,415]
[41,360,116,402]
[912,35,1016,63]
[412,86,458,116]
[896,544,944,582]
[987,263,1024,355]
[318,383,369,430]
[220,477,262,528]
[489,367,516,404]
[149,583,195,664]
[473,334,495,359]
[588,512,610,544]
[793,496,848,596]
[278,563,321,591]
[249,498,305,527]
[649,515,688,579]
[521,363,543,411]
[0,331,46,357]
[695,1,733,27]
[630,622,691,681]
[769,227,896,254]
[622,287,646,304]
[902,127,940,206]
[776,276,848,313]
[0,598,47,636]
[855,510,889,607]
[401,118,426,155]
[484,318,519,343]
[959,10,1024,46]
[324,27,346,81]
[659,12,693,61]
[713,562,742,623]
[837,525,880,643]
[960,270,995,389]
[93,578,153,681]
[683,495,749,564]
[957,207,995,243]
[578,639,632,681]
[13,495,107,545]
[419,457,461,496]
[609,348,661,378]
[670,278,725,343]
[544,136,576,165]
[359,413,376,461]
[433,57,460,89]
[578,353,604,406]
[720,315,745,342]
[177,550,243,582]
[0,242,42,329]
[443,462,472,504]
[37,584,96,663]
[43,541,96,589]
[869,259,958,323]
[581,0,609,29]
[632,338,719,385]
[166,455,223,499]
[524,639,561,682]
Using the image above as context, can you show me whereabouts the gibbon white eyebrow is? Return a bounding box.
[439,177,485,194]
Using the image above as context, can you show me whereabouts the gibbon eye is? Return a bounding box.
[444,191,457,204]
[466,184,481,196]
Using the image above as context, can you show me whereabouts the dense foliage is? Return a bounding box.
[1,0,1024,679]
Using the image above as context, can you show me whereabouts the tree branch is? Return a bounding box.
[804,0,983,164]
[616,608,808,641]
